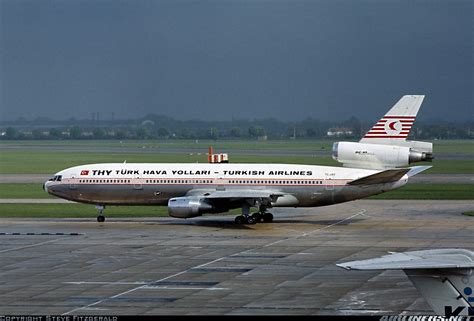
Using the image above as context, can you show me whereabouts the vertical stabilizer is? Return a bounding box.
[406,269,472,316]
[360,95,425,144]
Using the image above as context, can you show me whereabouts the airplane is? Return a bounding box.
[44,95,433,224]
[337,249,474,316]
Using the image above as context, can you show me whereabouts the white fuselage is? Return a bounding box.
[44,162,408,208]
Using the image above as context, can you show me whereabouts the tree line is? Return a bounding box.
[1,114,473,140]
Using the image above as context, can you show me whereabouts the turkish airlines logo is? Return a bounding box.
[80,170,89,176]
[384,119,403,136]
[364,116,415,139]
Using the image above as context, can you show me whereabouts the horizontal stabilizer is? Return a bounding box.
[406,165,432,177]
[348,166,431,185]
[348,168,410,185]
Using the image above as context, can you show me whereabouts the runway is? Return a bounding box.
[0,200,472,315]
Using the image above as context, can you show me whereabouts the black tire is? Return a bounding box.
[251,213,262,223]
[263,213,273,223]
[235,216,245,224]
[246,216,256,225]
[97,215,105,223]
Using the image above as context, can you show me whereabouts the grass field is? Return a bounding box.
[1,139,472,174]
[0,150,472,174]
[1,139,473,153]
[463,211,474,217]
[0,139,335,151]
[368,184,474,200]
[0,184,53,198]
[0,150,343,174]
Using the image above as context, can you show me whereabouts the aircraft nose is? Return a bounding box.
[43,181,51,193]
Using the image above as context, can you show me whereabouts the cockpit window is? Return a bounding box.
[48,175,63,182]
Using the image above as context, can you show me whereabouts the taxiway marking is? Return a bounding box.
[0,239,59,253]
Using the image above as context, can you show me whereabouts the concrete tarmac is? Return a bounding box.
[0,200,472,315]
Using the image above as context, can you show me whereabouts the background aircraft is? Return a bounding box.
[338,249,474,316]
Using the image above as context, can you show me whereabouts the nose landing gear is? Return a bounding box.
[95,205,106,222]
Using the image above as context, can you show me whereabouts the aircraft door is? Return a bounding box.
[216,171,226,191]
[325,179,334,191]
[133,176,143,190]
[324,172,335,191]
[69,176,77,190]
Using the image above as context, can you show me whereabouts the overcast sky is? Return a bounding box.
[0,0,472,122]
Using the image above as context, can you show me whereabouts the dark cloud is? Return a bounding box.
[1,0,472,121]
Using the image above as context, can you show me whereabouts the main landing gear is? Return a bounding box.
[234,204,273,225]
[95,205,106,222]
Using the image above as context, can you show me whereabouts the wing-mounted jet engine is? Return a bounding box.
[332,95,433,169]
[168,196,215,218]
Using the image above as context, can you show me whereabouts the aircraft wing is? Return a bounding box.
[348,166,431,185]
[186,189,284,202]
[337,249,474,316]
[337,249,474,270]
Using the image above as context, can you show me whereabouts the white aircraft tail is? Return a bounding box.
[360,95,424,143]
[332,95,433,169]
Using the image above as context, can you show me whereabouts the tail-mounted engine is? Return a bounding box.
[332,141,433,169]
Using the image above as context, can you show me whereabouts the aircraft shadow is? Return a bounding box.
[160,219,253,229]
[160,217,366,229]
[271,218,366,225]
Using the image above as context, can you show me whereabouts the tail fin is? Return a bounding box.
[337,249,474,316]
[360,95,425,143]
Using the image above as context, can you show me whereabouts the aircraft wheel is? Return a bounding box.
[246,216,257,225]
[235,216,246,224]
[263,213,273,223]
[251,213,262,223]
[97,215,105,223]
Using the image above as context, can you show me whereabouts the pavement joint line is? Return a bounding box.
[65,281,148,285]
[61,256,227,315]
[262,209,367,248]
[64,281,229,291]
[1,200,472,314]
[61,209,368,315]
[142,286,229,290]
[0,232,83,236]
[0,238,60,253]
